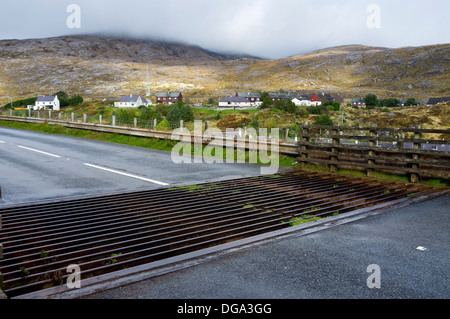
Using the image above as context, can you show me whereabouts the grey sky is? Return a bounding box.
[0,0,449,59]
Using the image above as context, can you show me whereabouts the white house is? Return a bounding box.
[114,95,152,108]
[292,94,314,107]
[218,96,251,108]
[34,95,60,111]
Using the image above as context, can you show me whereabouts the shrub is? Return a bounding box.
[156,119,171,131]
[314,114,333,126]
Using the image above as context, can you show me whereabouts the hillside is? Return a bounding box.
[0,35,448,104]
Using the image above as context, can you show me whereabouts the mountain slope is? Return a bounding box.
[0,35,448,104]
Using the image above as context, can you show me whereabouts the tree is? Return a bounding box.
[166,104,182,124]
[314,114,333,126]
[54,91,69,99]
[260,92,269,100]
[380,98,399,108]
[180,104,194,122]
[363,94,379,108]
[68,95,83,106]
[260,96,273,109]
[404,98,418,106]
[54,91,70,107]
[284,100,297,113]
[139,107,157,121]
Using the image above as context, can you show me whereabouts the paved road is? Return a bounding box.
[0,126,264,205]
[84,194,449,299]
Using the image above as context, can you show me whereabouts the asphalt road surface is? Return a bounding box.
[84,194,450,299]
[0,126,264,205]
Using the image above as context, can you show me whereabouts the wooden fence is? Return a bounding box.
[297,125,450,183]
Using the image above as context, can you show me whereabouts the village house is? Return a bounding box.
[309,93,322,106]
[317,93,335,104]
[268,92,324,106]
[236,92,262,107]
[114,95,152,108]
[352,98,366,108]
[218,96,251,108]
[292,94,314,106]
[268,92,297,101]
[330,93,344,104]
[34,95,60,111]
[427,97,450,106]
[155,91,183,105]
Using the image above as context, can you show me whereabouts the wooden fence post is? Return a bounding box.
[410,128,422,183]
[283,128,289,142]
[367,129,376,177]
[329,128,339,173]
[298,124,309,168]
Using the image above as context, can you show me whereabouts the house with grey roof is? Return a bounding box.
[352,97,366,108]
[34,95,60,111]
[427,97,450,106]
[114,95,152,108]
[236,92,262,106]
[218,96,251,108]
[268,92,297,101]
[155,92,183,105]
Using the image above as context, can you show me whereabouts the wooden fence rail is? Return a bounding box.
[297,125,450,183]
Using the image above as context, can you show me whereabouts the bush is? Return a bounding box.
[139,107,157,121]
[2,97,37,109]
[323,101,341,111]
[166,102,194,124]
[314,114,333,126]
[166,104,182,124]
[156,119,171,131]
[404,98,418,106]
[180,104,194,122]
[379,98,399,108]
[363,94,379,107]
[68,95,83,106]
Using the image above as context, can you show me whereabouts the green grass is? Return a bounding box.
[423,178,449,187]
[288,212,340,226]
[193,109,259,116]
[288,215,323,226]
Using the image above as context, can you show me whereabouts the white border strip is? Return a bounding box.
[17,145,61,158]
[84,163,169,186]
